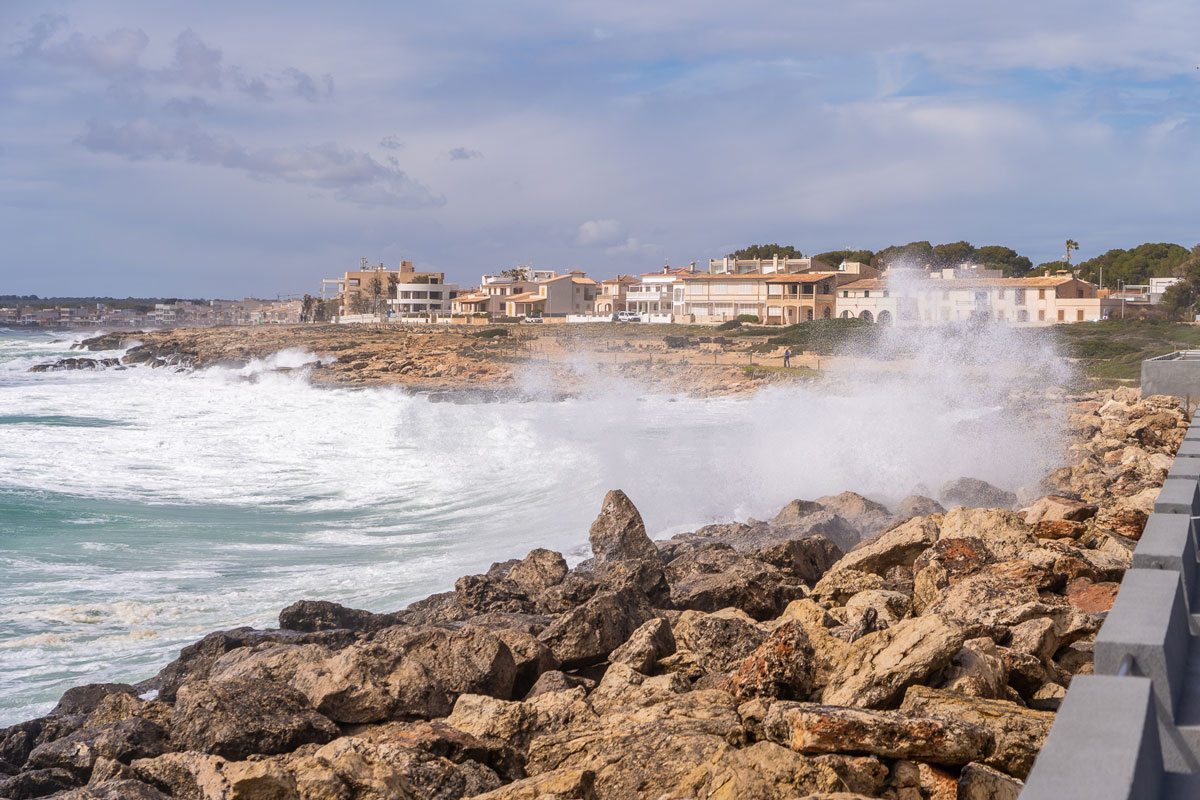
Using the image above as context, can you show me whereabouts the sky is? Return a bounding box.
[1,1,1198,298]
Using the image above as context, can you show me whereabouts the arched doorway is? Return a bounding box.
[841,310,852,319]
[823,307,832,319]
[877,310,892,325]
[806,309,814,321]
[860,310,874,323]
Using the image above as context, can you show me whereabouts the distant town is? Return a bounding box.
[2,245,1190,330]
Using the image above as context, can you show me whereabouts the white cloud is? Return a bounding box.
[576,218,625,246]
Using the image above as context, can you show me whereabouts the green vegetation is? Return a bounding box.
[736,314,759,324]
[742,364,818,378]
[814,249,875,266]
[749,318,881,354]
[727,244,803,259]
[1070,243,1194,285]
[1054,319,1200,383]
[469,327,509,339]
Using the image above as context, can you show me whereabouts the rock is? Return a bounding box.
[608,617,676,673]
[900,685,1055,778]
[925,565,1042,638]
[55,779,170,799]
[278,599,401,633]
[675,608,767,674]
[721,619,816,703]
[938,637,1008,699]
[130,752,231,800]
[524,671,593,700]
[1029,682,1067,711]
[1031,519,1087,540]
[537,591,654,669]
[913,536,996,583]
[756,535,844,584]
[830,517,939,576]
[1065,577,1120,613]
[50,685,140,718]
[1007,618,1059,663]
[896,495,945,518]
[587,662,690,714]
[888,759,958,800]
[470,768,597,799]
[666,545,798,620]
[1020,495,1097,524]
[957,761,1023,800]
[456,573,537,615]
[779,600,851,688]
[662,740,860,800]
[0,715,87,774]
[533,574,602,616]
[492,629,560,699]
[588,490,659,564]
[397,590,471,626]
[169,679,336,760]
[810,569,885,606]
[446,694,540,751]
[938,507,1035,561]
[814,492,894,537]
[763,702,992,766]
[0,768,84,799]
[772,499,827,527]
[506,549,569,595]
[939,478,1017,510]
[27,717,168,774]
[822,614,964,709]
[524,690,743,799]
[592,558,670,606]
[843,590,910,628]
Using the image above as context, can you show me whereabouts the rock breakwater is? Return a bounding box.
[0,387,1184,799]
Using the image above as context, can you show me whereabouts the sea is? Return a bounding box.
[0,326,1070,725]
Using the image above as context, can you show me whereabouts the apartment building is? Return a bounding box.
[625,266,698,317]
[677,261,877,323]
[708,255,831,275]
[596,275,639,315]
[836,269,1102,325]
[322,259,454,317]
[504,271,598,317]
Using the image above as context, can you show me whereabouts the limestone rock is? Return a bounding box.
[900,685,1055,778]
[756,535,844,584]
[524,671,594,700]
[843,590,910,628]
[675,608,767,675]
[1020,495,1097,525]
[938,637,1007,699]
[763,701,992,766]
[537,591,654,669]
[721,619,816,703]
[830,517,939,576]
[506,549,570,595]
[810,569,885,606]
[939,478,1017,510]
[938,507,1035,561]
[170,679,337,760]
[588,490,659,564]
[662,740,857,800]
[608,617,676,673]
[895,495,945,519]
[958,761,1023,800]
[822,614,964,709]
[54,779,170,799]
[470,768,597,799]
[278,599,401,633]
[50,685,140,718]
[814,492,894,537]
[666,545,798,619]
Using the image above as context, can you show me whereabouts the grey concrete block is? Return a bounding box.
[1155,479,1200,515]
[1022,675,1162,800]
[1177,440,1200,458]
[1168,459,1200,482]
[1096,569,1190,720]
[1133,514,1198,613]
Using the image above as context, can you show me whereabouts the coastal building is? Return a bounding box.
[676,261,877,324]
[836,268,1103,325]
[596,275,639,316]
[321,259,450,318]
[503,271,598,317]
[708,255,831,275]
[626,266,698,318]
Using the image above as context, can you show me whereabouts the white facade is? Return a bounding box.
[389,282,459,316]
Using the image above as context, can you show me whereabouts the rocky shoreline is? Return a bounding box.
[0,387,1183,800]
[39,326,789,397]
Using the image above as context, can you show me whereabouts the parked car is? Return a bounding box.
[616,311,640,322]
[523,316,544,324]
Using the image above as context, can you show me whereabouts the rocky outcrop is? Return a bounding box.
[938,478,1017,510]
[587,490,659,564]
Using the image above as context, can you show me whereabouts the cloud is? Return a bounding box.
[78,119,443,208]
[20,14,148,74]
[576,218,624,246]
[159,29,223,89]
[163,96,214,117]
[448,146,482,160]
[379,135,404,149]
[285,68,319,102]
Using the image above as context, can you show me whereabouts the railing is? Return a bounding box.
[1022,414,1200,797]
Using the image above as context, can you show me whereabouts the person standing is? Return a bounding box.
[783,347,792,368]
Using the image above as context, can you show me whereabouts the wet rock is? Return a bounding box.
[608,617,676,673]
[763,702,993,766]
[588,490,659,564]
[721,619,816,703]
[29,357,121,373]
[537,591,654,669]
[900,685,1055,778]
[957,761,1023,800]
[830,516,939,576]
[55,778,170,799]
[822,614,965,709]
[814,492,894,537]
[51,685,140,718]
[593,558,670,606]
[0,715,86,774]
[939,478,1017,510]
[0,767,81,799]
[675,608,767,674]
[666,545,798,620]
[278,599,402,633]
[470,768,597,799]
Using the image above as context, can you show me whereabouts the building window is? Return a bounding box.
[1038,310,1045,321]
[1077,309,1084,321]
[1018,310,1028,322]
[864,290,870,298]
[882,290,889,298]
[349,279,360,286]
[842,290,848,298]
[1039,289,1046,299]
[1015,289,1025,305]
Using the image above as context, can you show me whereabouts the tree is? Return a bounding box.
[387,273,399,300]
[300,294,315,323]
[1160,281,1196,319]
[1065,239,1079,266]
[931,241,976,268]
[369,275,385,316]
[501,267,530,281]
[1073,242,1191,285]
[348,292,371,314]
[871,241,933,269]
[727,244,803,260]
[813,249,875,267]
[974,245,1033,277]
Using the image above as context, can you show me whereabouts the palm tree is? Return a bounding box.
[1064,239,1079,267]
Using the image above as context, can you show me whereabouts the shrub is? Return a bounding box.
[736,314,760,323]
[470,327,509,339]
[716,320,742,331]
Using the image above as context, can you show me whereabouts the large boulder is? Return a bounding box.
[830,516,939,577]
[278,599,401,633]
[938,508,1035,561]
[1020,495,1097,525]
[763,702,993,766]
[661,740,868,800]
[674,608,767,674]
[666,545,800,620]
[755,535,844,584]
[900,685,1054,779]
[939,478,1017,510]
[814,492,895,537]
[536,591,654,669]
[822,614,965,709]
[721,620,816,703]
[169,679,337,760]
[608,617,676,673]
[588,490,659,564]
[51,685,140,718]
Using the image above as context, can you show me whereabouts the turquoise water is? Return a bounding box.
[0,327,1067,726]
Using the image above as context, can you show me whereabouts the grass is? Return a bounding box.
[742,364,819,378]
[1052,319,1200,384]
